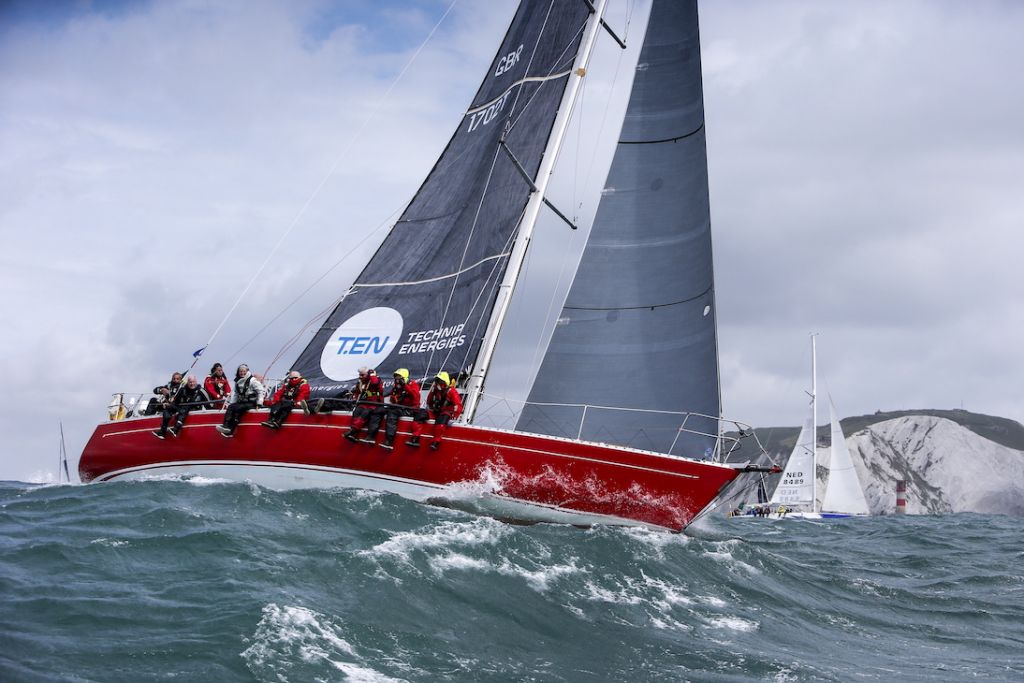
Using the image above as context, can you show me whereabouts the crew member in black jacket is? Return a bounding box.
[153,375,211,439]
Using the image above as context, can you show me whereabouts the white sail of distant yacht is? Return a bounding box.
[761,335,870,519]
[820,398,870,516]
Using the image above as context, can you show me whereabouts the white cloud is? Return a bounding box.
[1,0,1021,480]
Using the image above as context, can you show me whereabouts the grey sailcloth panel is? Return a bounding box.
[517,0,720,458]
[292,1,592,397]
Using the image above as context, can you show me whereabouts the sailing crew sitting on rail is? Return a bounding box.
[365,368,421,451]
[261,371,310,430]
[147,372,184,415]
[409,371,463,450]
[216,364,265,438]
[343,367,384,443]
[153,375,211,439]
[204,362,231,409]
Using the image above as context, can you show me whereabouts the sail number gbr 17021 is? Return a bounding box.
[467,91,511,133]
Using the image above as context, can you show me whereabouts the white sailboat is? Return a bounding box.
[765,336,870,519]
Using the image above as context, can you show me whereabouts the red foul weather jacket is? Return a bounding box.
[389,380,421,408]
[426,385,462,420]
[267,378,310,406]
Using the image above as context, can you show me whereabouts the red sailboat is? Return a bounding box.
[80,0,770,531]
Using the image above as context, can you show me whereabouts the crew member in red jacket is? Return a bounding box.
[261,371,310,429]
[204,363,231,409]
[344,367,385,442]
[366,368,421,450]
[409,371,462,450]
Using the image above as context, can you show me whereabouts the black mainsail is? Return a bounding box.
[292,1,593,396]
[517,0,721,458]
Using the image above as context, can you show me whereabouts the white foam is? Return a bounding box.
[331,661,406,682]
[344,488,385,508]
[708,616,758,632]
[426,551,582,592]
[701,539,759,575]
[243,603,361,677]
[649,615,694,632]
[241,604,410,681]
[361,518,508,563]
[643,576,695,608]
[496,559,582,592]
[428,553,492,573]
[582,580,645,605]
[617,526,690,556]
[89,538,128,547]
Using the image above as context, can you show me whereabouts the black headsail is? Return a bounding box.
[517,0,721,458]
[292,1,592,396]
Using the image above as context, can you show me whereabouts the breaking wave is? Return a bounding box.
[1,479,1022,681]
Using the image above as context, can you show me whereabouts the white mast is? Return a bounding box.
[811,332,818,512]
[463,0,611,421]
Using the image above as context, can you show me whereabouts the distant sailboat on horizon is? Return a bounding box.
[759,335,870,519]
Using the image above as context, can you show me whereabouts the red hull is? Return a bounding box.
[79,410,741,531]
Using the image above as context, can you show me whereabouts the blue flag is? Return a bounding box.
[192,346,206,358]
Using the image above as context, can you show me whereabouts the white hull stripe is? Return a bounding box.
[97,460,674,531]
[101,422,701,481]
[95,459,447,490]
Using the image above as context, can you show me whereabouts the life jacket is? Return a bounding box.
[156,380,182,396]
[281,378,307,401]
[357,375,384,403]
[236,374,256,400]
[205,375,231,399]
[427,385,462,416]
[389,379,420,408]
[175,385,208,408]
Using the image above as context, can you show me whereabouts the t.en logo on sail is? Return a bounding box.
[333,336,391,355]
[319,307,403,381]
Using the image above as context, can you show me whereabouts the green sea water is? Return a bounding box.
[1,478,1022,682]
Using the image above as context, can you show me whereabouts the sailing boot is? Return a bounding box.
[152,430,165,440]
[344,430,359,443]
[406,436,420,448]
[429,440,441,451]
[301,400,312,416]
[260,420,279,429]
[379,438,394,451]
[168,426,181,437]
[216,425,234,438]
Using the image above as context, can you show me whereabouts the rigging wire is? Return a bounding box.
[189,0,461,369]
[434,213,524,381]
[228,199,407,365]
[519,5,635,400]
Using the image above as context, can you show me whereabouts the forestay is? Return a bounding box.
[517,0,720,458]
[291,1,592,397]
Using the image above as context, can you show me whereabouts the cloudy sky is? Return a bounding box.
[2,0,1022,482]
